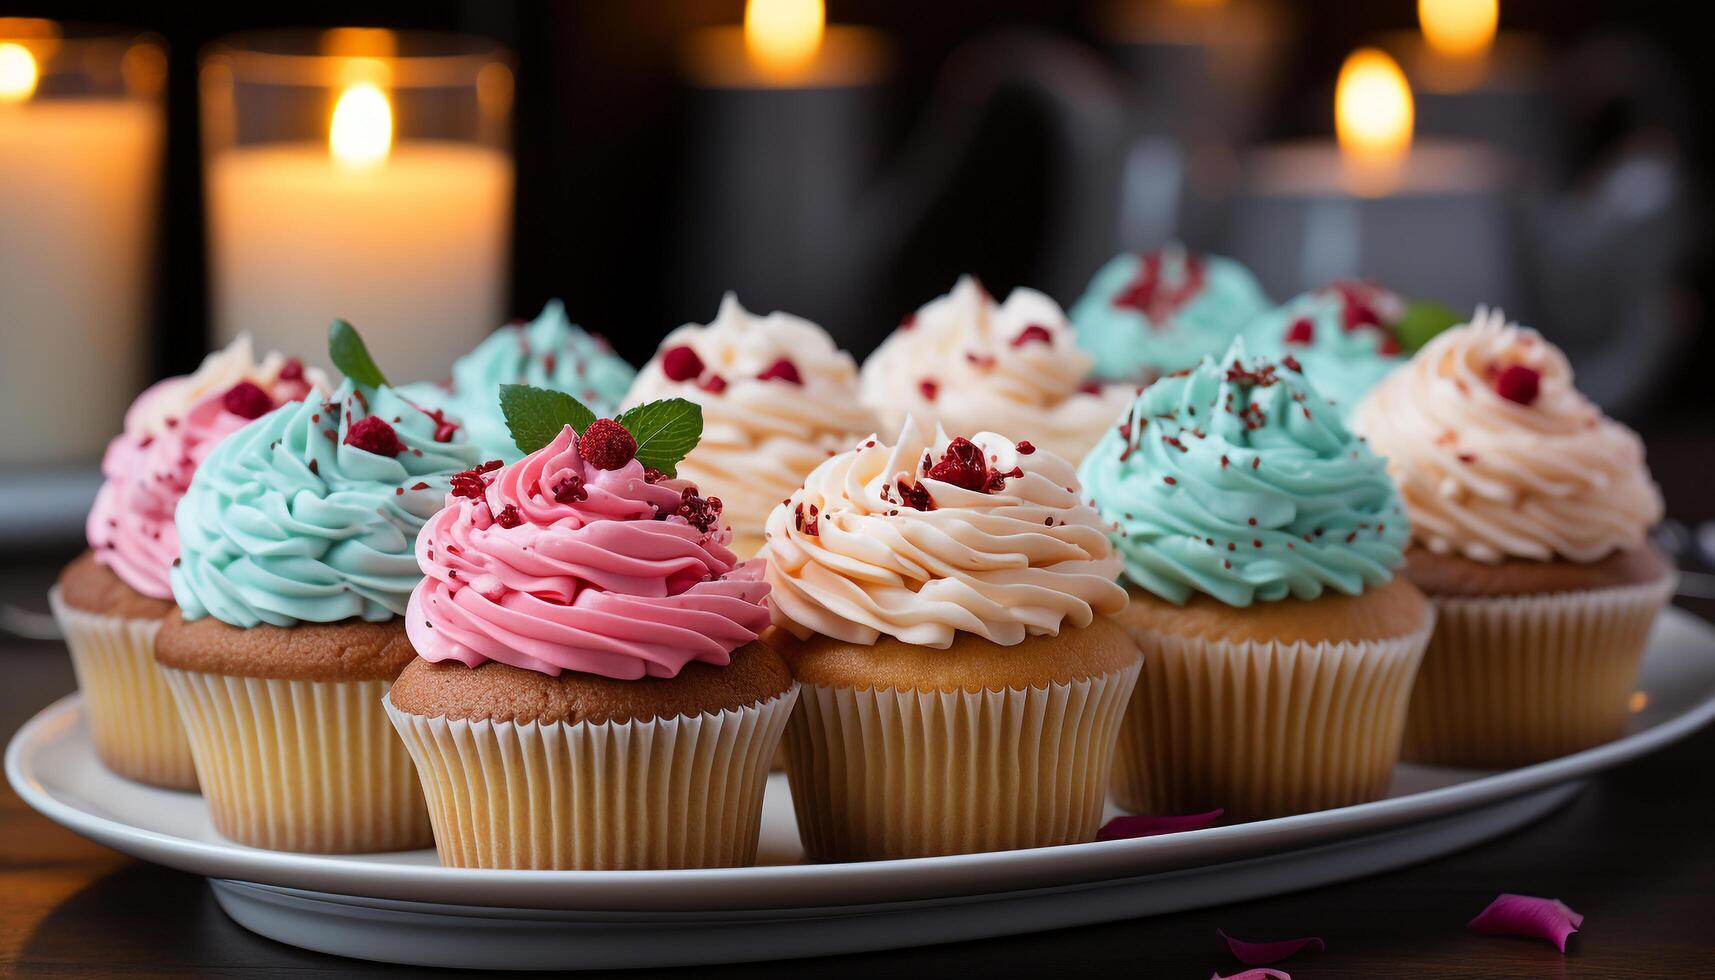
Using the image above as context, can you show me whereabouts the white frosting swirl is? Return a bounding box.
[623,294,878,540]
[1353,307,1663,563]
[765,417,1128,647]
[860,276,1134,464]
[127,335,326,437]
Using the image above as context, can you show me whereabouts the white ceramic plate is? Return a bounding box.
[10,608,1715,970]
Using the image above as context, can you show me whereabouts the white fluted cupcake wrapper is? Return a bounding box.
[49,589,197,791]
[1404,575,1676,767]
[384,686,799,870]
[160,669,429,853]
[1113,613,1434,821]
[783,662,1142,862]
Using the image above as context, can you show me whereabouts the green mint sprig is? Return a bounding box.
[499,383,703,476]
[328,320,390,388]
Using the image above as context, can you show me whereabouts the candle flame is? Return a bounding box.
[1335,48,1414,196]
[1419,0,1498,60]
[744,0,825,78]
[0,42,38,103]
[329,82,392,169]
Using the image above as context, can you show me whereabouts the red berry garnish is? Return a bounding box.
[919,379,939,401]
[1281,354,1303,373]
[756,357,802,384]
[1078,380,1102,395]
[495,504,523,528]
[221,381,274,420]
[1015,440,1036,455]
[1494,364,1541,406]
[279,358,305,381]
[579,418,636,470]
[552,474,588,503]
[925,437,991,492]
[698,373,728,394]
[344,416,406,456]
[677,487,723,533]
[899,313,917,330]
[897,480,935,511]
[1011,324,1054,347]
[1283,317,1314,345]
[661,345,704,382]
[1377,335,1402,357]
[450,459,503,500]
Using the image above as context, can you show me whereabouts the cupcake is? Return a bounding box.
[859,276,1133,465]
[766,417,1139,861]
[157,325,480,852]
[622,293,876,558]
[1239,280,1408,420]
[385,388,793,870]
[1353,308,1672,767]
[1069,245,1270,384]
[401,300,636,462]
[1079,340,1432,820]
[53,337,321,789]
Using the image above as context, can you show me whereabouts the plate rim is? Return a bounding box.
[11,606,1715,912]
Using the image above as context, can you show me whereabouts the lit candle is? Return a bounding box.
[1228,46,1518,313]
[0,20,164,465]
[203,30,514,382]
[1377,0,1548,155]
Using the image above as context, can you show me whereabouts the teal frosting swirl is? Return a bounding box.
[171,380,481,628]
[1071,249,1271,382]
[1077,340,1408,607]
[1240,289,1404,420]
[400,300,636,461]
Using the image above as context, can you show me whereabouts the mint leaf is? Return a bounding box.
[1396,300,1461,353]
[615,398,702,477]
[328,320,389,388]
[499,383,596,455]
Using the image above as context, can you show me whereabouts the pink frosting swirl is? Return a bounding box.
[86,340,320,599]
[406,425,771,680]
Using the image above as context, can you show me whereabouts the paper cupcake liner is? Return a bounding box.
[384,686,799,870]
[49,589,197,791]
[160,669,428,853]
[1403,575,1676,767]
[1112,614,1434,821]
[783,662,1142,862]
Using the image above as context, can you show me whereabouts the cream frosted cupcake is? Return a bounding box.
[1080,340,1432,820]
[400,300,636,462]
[1353,308,1672,766]
[157,325,480,852]
[860,276,1133,465]
[386,389,792,870]
[623,294,876,559]
[1070,246,1271,384]
[767,417,1139,861]
[53,337,322,789]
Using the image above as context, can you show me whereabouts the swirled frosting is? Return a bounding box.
[172,379,481,627]
[1070,246,1271,383]
[765,417,1127,647]
[87,336,324,600]
[406,425,770,679]
[1352,308,1663,564]
[622,294,877,539]
[1078,340,1409,607]
[1240,281,1406,419]
[859,276,1133,465]
[400,300,636,462]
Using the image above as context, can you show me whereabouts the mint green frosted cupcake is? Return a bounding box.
[403,301,635,462]
[1239,280,1422,420]
[1070,246,1270,383]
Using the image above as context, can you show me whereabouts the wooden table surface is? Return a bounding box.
[3,555,1713,978]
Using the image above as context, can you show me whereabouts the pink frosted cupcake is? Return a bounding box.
[386,390,796,869]
[53,337,320,788]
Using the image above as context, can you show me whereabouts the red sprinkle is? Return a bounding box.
[495,504,523,528]
[344,417,406,456]
[221,381,274,420]
[1283,317,1314,345]
[279,358,305,381]
[756,358,803,384]
[1015,440,1036,455]
[897,480,935,511]
[698,373,728,394]
[1494,364,1541,406]
[918,379,939,401]
[661,345,704,382]
[579,418,637,470]
[1011,324,1054,348]
[1281,354,1303,374]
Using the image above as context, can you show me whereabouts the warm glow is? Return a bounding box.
[1335,48,1414,195]
[1629,691,1649,713]
[744,0,825,77]
[0,42,38,102]
[1419,0,1499,59]
[329,82,392,168]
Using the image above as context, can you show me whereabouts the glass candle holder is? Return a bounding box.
[202,29,514,383]
[1,19,165,466]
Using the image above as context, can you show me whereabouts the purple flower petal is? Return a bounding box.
[1097,808,1225,841]
[1467,893,1584,952]
[1217,929,1326,965]
[1210,970,1291,980]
